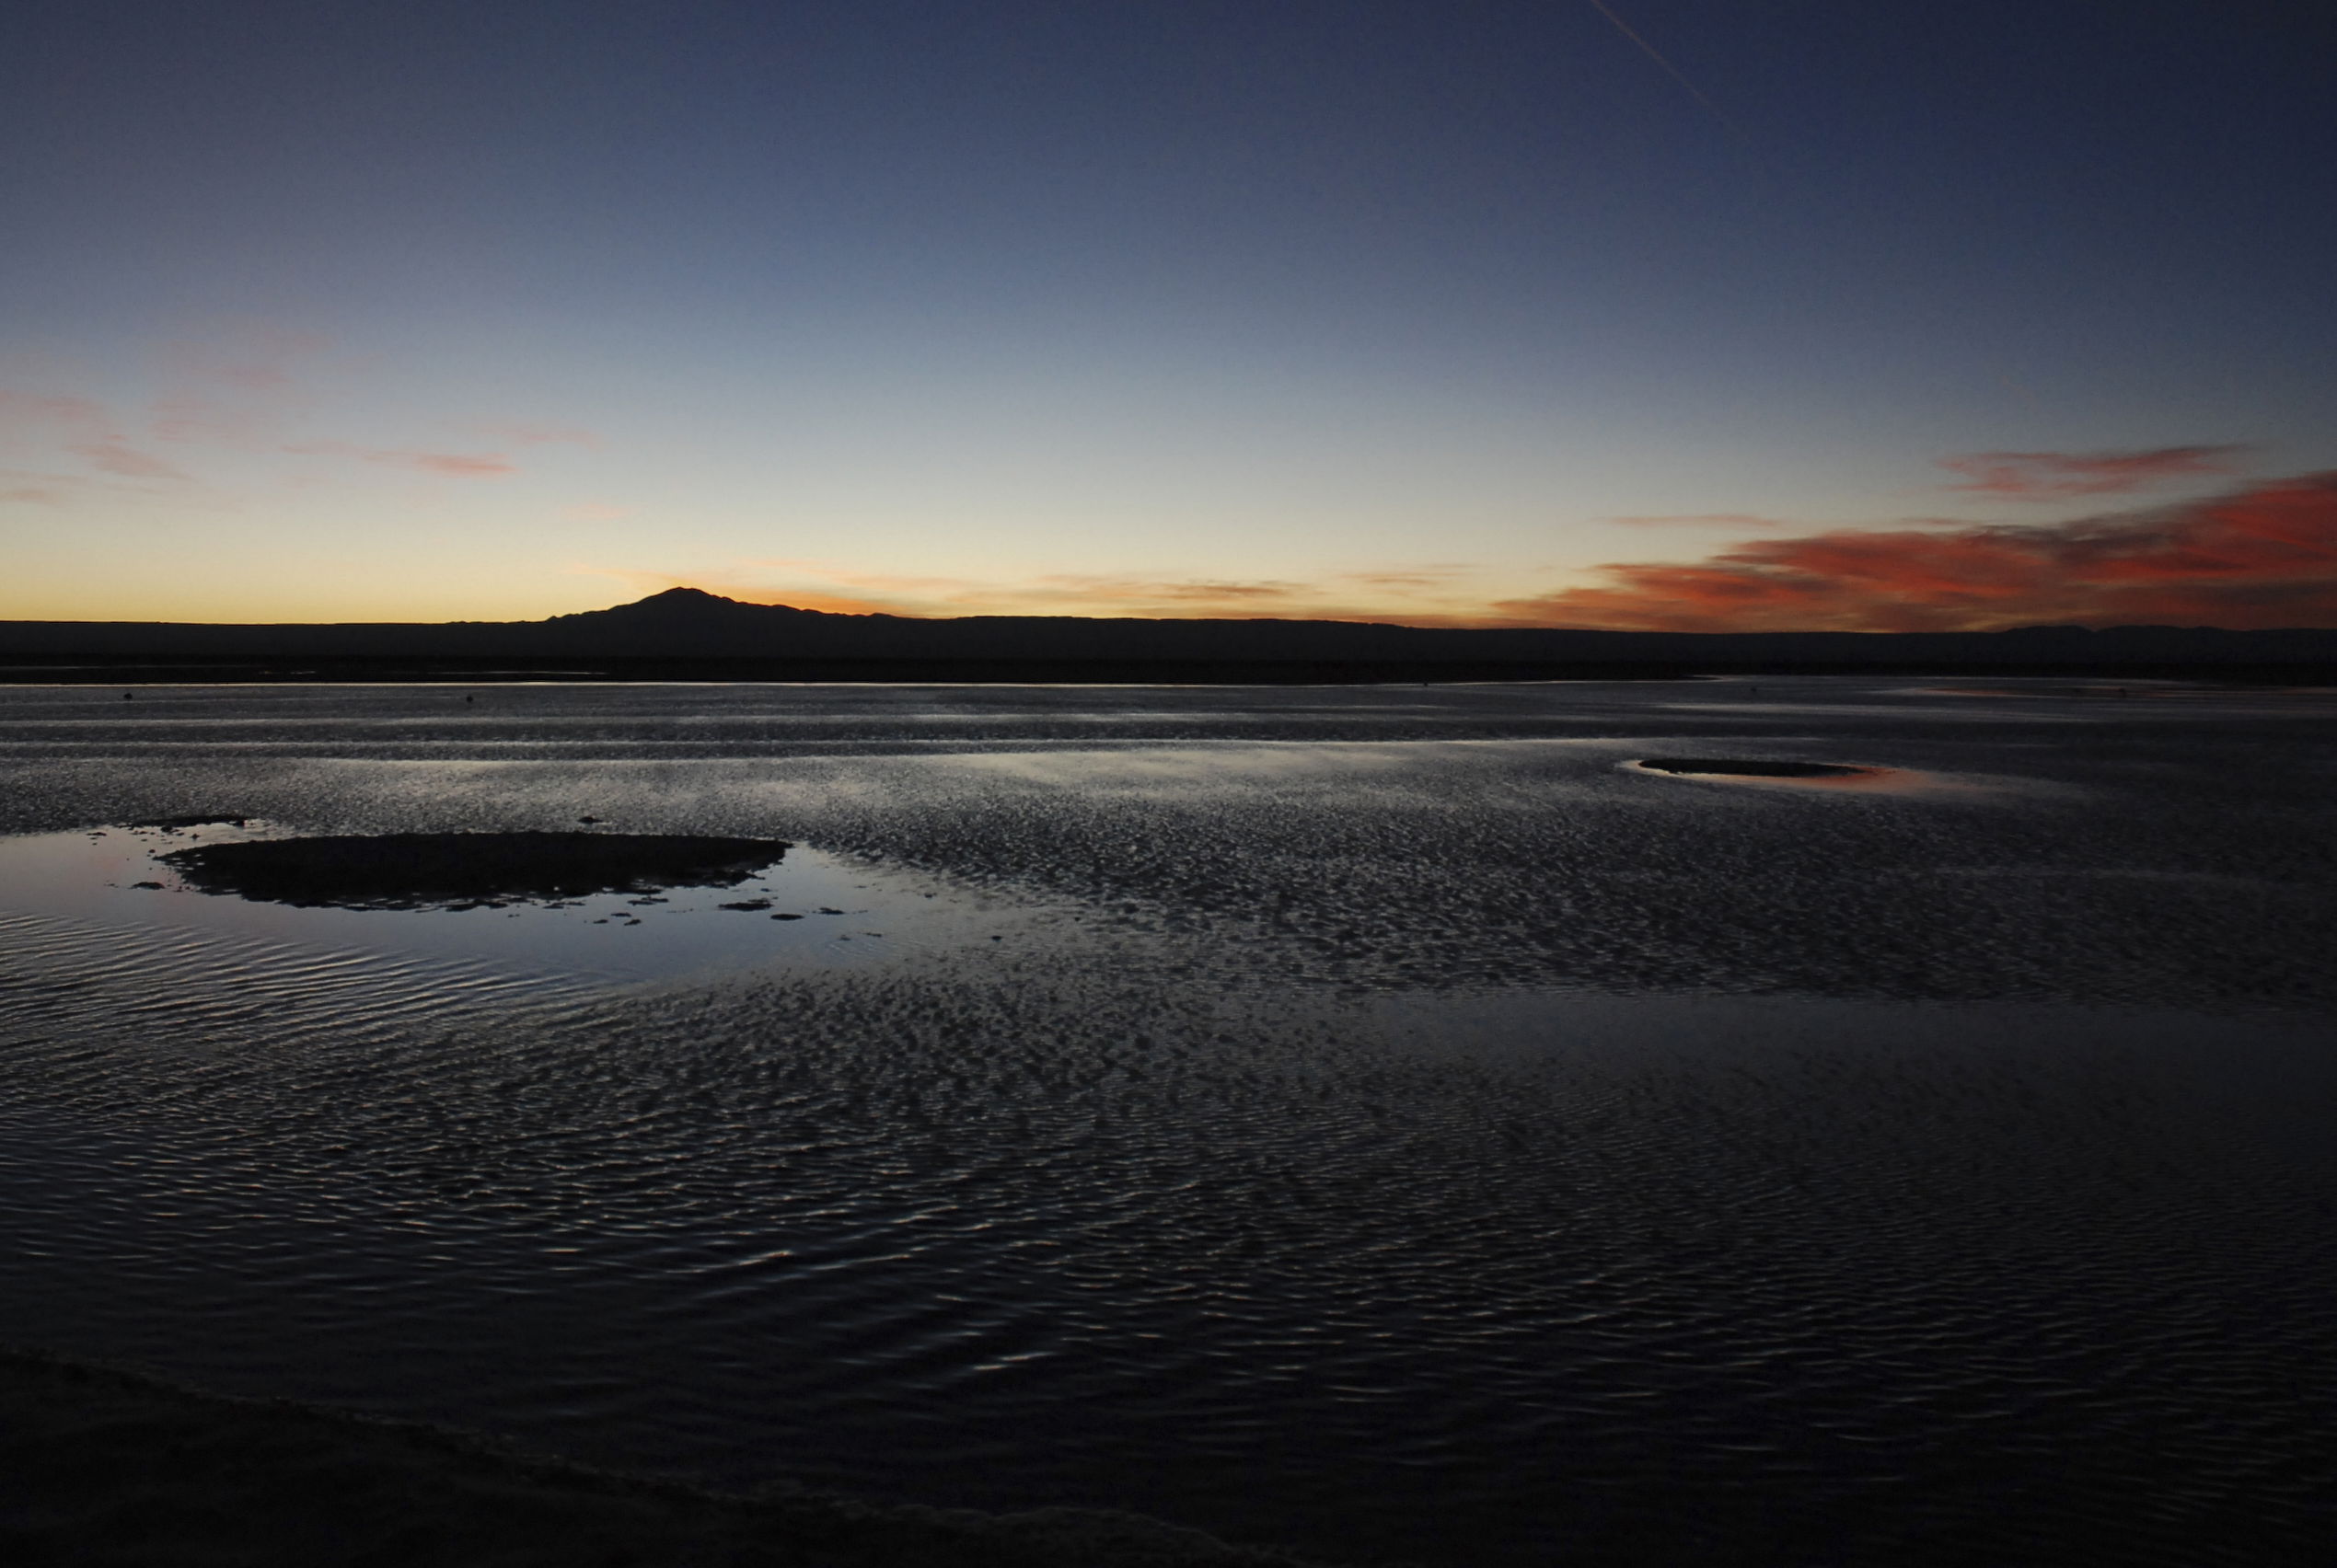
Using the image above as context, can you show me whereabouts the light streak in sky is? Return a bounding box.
[1582,0,1749,142]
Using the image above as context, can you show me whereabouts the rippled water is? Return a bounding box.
[2,678,2331,1565]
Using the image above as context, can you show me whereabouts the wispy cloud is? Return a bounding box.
[283,441,516,477]
[1938,444,2248,499]
[1,391,190,484]
[280,439,514,474]
[1493,472,2337,631]
[6,334,590,502]
[0,392,110,432]
[1605,513,1793,529]
[1010,575,1312,608]
[68,438,190,480]
[400,451,515,477]
[1342,567,1476,590]
[0,464,113,507]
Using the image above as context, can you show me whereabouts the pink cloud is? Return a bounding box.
[67,438,189,480]
[283,441,515,477]
[0,393,188,481]
[1339,566,1473,589]
[1938,444,2247,499]
[1026,577,1306,604]
[1495,472,2337,631]
[0,391,110,433]
[6,352,586,497]
[397,450,515,477]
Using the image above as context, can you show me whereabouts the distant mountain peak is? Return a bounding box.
[550,587,827,624]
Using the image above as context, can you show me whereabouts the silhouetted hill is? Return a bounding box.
[4,588,2333,680]
[553,587,843,637]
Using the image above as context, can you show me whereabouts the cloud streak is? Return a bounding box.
[68,438,190,480]
[6,339,590,502]
[1497,472,2337,631]
[0,391,189,484]
[0,392,110,431]
[1938,444,2247,499]
[283,441,516,477]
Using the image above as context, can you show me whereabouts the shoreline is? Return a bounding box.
[8,653,2337,686]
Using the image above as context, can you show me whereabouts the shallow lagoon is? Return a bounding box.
[0,677,2331,1565]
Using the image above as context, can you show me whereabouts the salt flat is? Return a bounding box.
[0,677,2330,1567]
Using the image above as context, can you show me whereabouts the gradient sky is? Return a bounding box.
[5,1,2334,628]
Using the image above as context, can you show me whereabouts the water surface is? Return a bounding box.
[1,677,2331,1566]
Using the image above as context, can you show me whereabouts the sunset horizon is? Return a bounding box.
[10,6,2334,639]
[6,8,2336,1562]
[11,460,2332,635]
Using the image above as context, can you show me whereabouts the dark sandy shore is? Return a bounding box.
[0,1348,1334,1567]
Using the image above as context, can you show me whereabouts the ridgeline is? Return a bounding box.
[4,587,2332,683]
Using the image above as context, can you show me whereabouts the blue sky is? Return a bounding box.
[5,1,2333,626]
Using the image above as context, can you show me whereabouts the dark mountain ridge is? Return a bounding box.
[5,587,2332,680]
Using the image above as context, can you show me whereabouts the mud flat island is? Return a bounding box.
[159,831,791,910]
[0,1348,1334,1568]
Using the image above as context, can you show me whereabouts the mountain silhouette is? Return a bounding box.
[3,588,2331,679]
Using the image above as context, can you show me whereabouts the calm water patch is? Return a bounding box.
[0,819,1026,984]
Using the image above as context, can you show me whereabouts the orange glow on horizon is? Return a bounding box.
[1492,472,2337,632]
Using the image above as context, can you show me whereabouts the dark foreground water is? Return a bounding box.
[1,677,2331,1566]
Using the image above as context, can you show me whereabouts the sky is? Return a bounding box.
[4,0,2334,629]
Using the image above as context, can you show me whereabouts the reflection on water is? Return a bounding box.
[0,821,1030,983]
[0,677,2331,1567]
